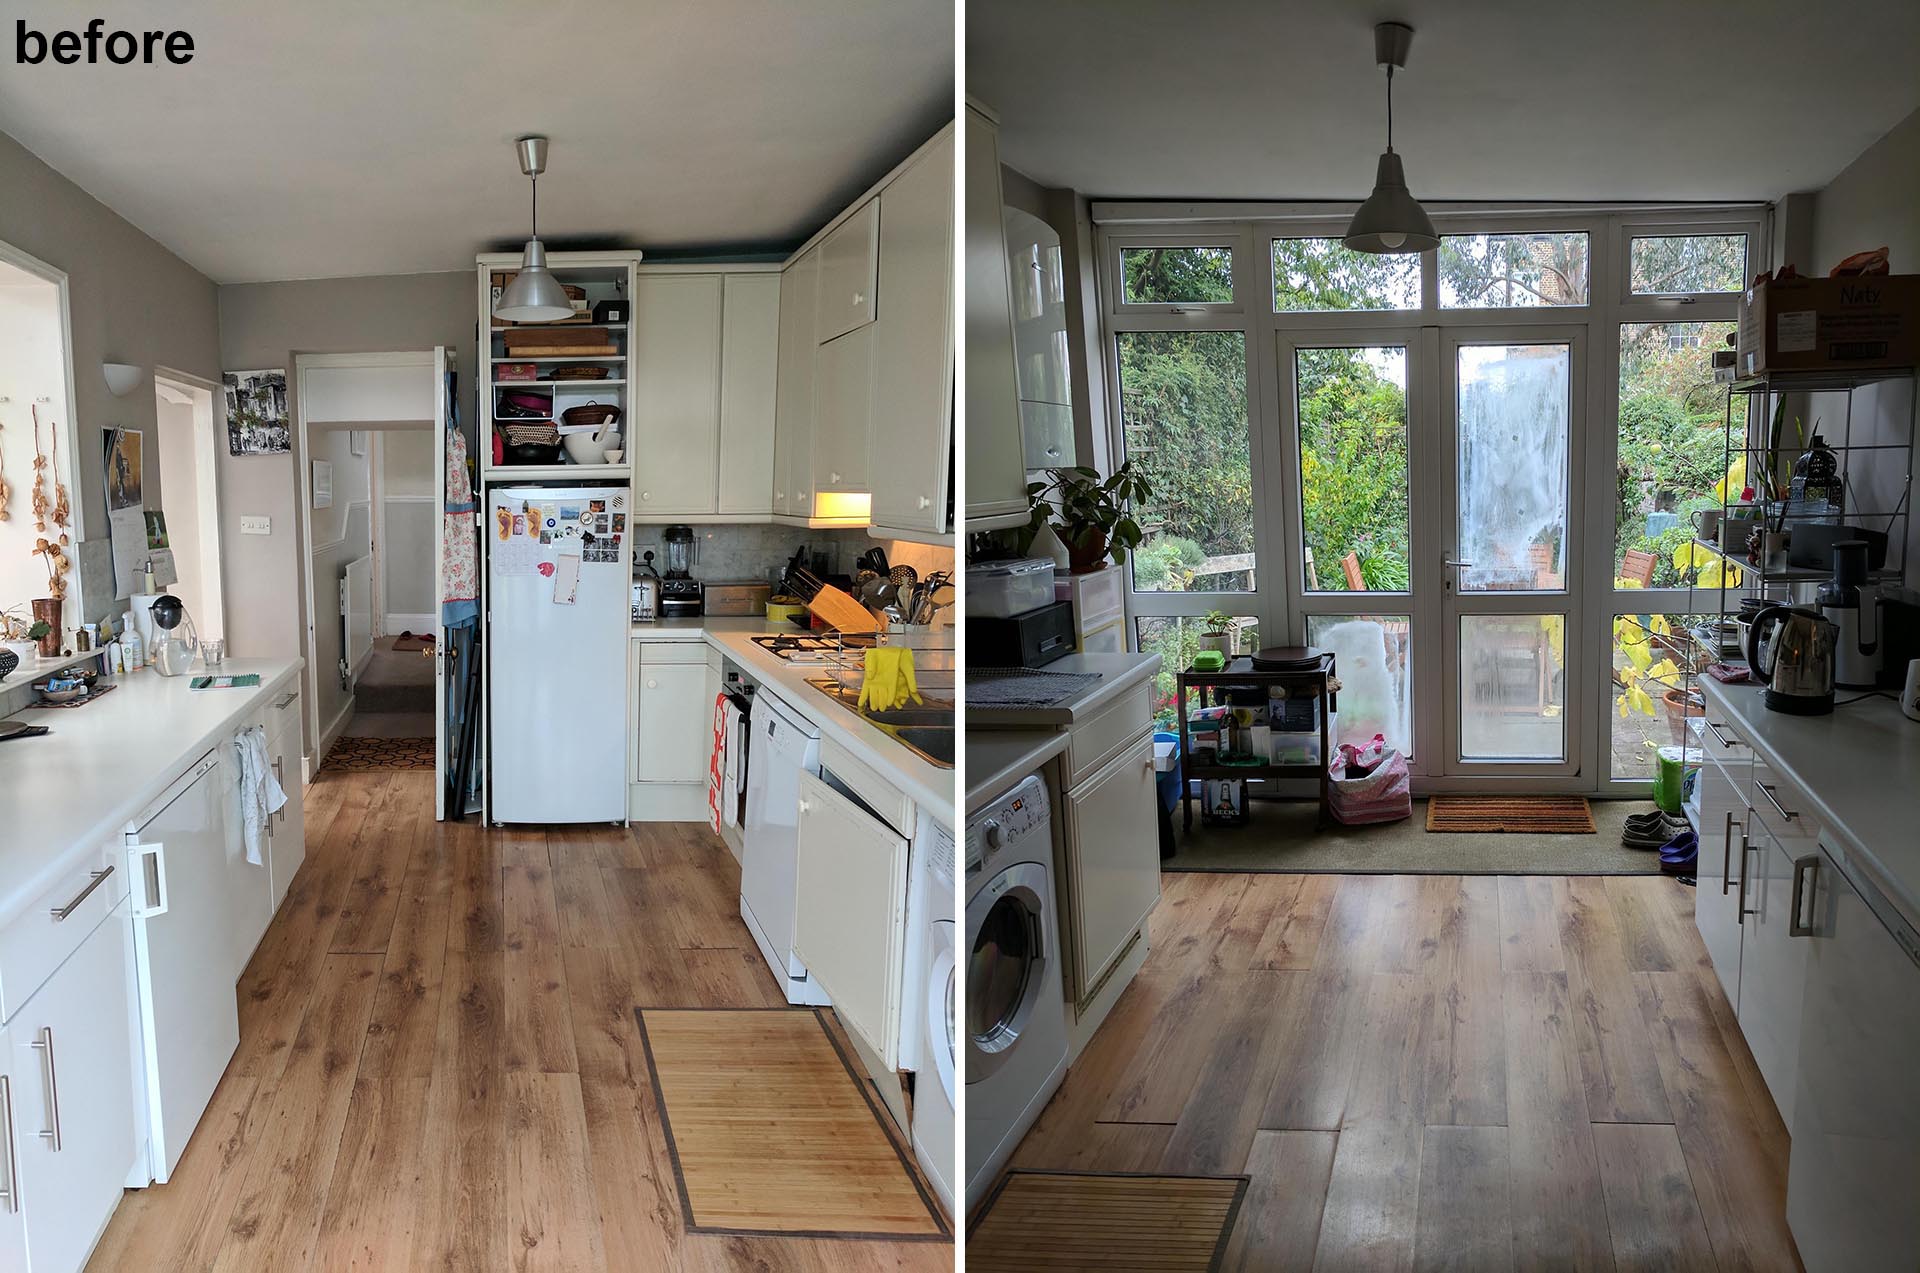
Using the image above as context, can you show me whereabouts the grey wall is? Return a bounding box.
[0,128,221,623]
[215,272,474,664]
[1808,107,1920,586]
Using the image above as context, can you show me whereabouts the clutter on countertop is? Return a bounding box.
[190,674,261,689]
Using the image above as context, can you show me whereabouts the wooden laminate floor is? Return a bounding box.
[87,769,952,1273]
[1008,871,1804,1272]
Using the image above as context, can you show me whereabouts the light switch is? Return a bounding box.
[239,515,272,535]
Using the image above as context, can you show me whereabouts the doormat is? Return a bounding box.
[967,1170,1249,1272]
[392,631,435,652]
[635,1006,949,1240]
[1427,794,1595,834]
[319,735,434,771]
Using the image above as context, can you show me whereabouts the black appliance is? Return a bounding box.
[659,578,704,617]
[969,601,1075,668]
[1788,522,1889,572]
[1880,596,1920,689]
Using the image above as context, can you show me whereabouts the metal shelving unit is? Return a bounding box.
[1677,365,1916,825]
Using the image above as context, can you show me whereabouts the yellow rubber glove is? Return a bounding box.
[898,650,922,705]
[858,648,921,712]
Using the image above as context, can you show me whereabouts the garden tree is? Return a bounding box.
[1437,233,1587,306]
[1627,234,1747,295]
[1298,349,1410,590]
[1616,321,1743,584]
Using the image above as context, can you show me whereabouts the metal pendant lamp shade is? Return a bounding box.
[494,136,575,323]
[1344,23,1438,255]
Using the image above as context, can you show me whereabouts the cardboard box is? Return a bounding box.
[1738,274,1920,376]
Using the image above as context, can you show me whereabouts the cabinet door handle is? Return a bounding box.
[272,758,286,825]
[1703,719,1738,748]
[0,1074,18,1212]
[830,472,843,484]
[1789,854,1819,937]
[917,495,932,509]
[1736,835,1757,919]
[1757,782,1797,821]
[30,1028,59,1152]
[646,678,658,689]
[852,292,866,307]
[274,691,298,710]
[1721,814,1739,896]
[50,866,114,921]
[640,491,652,501]
[797,798,812,815]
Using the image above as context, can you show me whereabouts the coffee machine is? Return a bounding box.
[1817,540,1881,689]
[658,524,703,616]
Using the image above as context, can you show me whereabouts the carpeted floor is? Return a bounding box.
[1164,797,1662,875]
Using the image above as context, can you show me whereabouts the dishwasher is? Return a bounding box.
[124,748,242,1183]
[739,691,832,1006]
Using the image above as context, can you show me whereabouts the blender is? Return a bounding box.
[658,525,703,616]
[1818,540,1882,688]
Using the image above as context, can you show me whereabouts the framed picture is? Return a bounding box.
[312,459,333,509]
[223,368,289,455]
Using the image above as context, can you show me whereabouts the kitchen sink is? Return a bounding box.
[804,677,955,769]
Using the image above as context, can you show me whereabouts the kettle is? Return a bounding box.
[1745,604,1836,715]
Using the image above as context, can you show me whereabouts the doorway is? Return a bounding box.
[152,370,225,644]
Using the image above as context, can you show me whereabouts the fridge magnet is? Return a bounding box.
[612,514,625,533]
[551,552,581,604]
[538,531,551,545]
[589,498,607,514]
[558,504,580,522]
[223,369,290,455]
[536,561,555,578]
[495,507,513,541]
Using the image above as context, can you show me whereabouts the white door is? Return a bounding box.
[128,757,241,1182]
[793,770,909,1068]
[12,913,139,1273]
[1437,328,1585,779]
[1062,733,1162,1000]
[717,274,782,517]
[1693,751,1747,1004]
[0,1023,27,1268]
[267,711,306,913]
[634,661,709,786]
[431,346,463,820]
[630,274,723,516]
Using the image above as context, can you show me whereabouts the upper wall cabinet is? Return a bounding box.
[814,324,874,495]
[773,248,819,521]
[964,103,1031,530]
[869,130,955,539]
[629,269,781,521]
[815,198,880,345]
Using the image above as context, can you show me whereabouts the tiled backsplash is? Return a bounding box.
[631,524,953,585]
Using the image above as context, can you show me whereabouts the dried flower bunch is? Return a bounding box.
[28,404,71,596]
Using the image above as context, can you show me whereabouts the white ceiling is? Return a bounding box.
[969,0,1920,206]
[0,0,952,283]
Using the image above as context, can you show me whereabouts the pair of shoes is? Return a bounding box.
[1659,831,1698,875]
[1624,811,1689,849]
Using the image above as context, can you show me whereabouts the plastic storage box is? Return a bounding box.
[967,557,1057,618]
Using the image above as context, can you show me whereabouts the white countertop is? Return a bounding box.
[0,659,302,930]
[1703,678,1920,929]
[965,652,1163,727]
[629,617,956,828]
[965,730,1069,815]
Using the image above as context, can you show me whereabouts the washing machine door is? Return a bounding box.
[966,861,1052,1086]
[927,919,956,1104]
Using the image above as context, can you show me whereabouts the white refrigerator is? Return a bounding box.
[487,485,630,824]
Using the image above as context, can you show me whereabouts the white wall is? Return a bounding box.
[0,269,70,615]
[1809,107,1920,584]
[380,427,436,624]
[152,394,206,625]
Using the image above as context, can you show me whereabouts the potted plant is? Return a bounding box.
[1026,462,1152,575]
[31,536,70,657]
[1197,609,1234,657]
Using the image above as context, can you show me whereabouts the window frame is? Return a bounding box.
[1093,204,1769,793]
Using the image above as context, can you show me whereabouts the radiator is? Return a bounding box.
[340,555,374,686]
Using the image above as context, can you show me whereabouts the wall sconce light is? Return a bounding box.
[103,362,144,397]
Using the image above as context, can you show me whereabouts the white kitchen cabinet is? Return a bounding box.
[1062,731,1162,1001]
[773,248,819,521]
[813,325,874,495]
[267,707,305,914]
[814,197,879,344]
[631,274,724,518]
[964,102,1031,530]
[1005,204,1076,470]
[218,735,274,985]
[792,770,909,1068]
[717,273,782,517]
[9,909,139,1273]
[0,1023,27,1270]
[1693,741,1747,1006]
[1738,761,1817,1131]
[634,653,710,787]
[869,129,955,538]
[1787,847,1920,1272]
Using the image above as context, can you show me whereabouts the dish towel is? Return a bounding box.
[723,699,744,827]
[707,693,730,834]
[234,725,287,865]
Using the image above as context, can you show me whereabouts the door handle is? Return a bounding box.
[272,758,286,824]
[1721,814,1739,895]
[126,840,169,918]
[1703,719,1738,748]
[30,1028,59,1152]
[274,691,298,710]
[1789,854,1819,936]
[0,1075,18,1212]
[50,866,114,921]
[1442,558,1474,568]
[1757,782,1797,821]
[1736,834,1757,919]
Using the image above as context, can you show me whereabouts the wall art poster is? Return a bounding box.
[224,368,290,455]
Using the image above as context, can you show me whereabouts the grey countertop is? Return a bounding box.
[965,729,1070,816]
[966,652,1162,727]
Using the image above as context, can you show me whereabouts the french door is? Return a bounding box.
[1279,324,1586,785]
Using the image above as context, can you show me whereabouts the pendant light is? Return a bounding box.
[494,135,575,323]
[1343,22,1438,255]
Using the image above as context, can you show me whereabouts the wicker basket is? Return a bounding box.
[547,365,611,381]
[561,401,622,430]
[500,423,560,447]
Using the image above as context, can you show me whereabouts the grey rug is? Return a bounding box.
[1166,797,1663,875]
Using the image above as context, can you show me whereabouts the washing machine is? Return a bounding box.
[964,771,1068,1210]
[903,815,957,1216]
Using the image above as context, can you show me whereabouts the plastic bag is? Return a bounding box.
[1327,734,1412,825]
